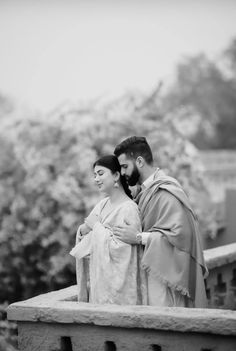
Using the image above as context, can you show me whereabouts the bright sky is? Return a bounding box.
[1,0,236,112]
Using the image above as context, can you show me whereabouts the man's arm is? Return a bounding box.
[113,189,187,245]
[113,221,151,245]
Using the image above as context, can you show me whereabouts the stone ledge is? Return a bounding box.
[204,242,236,269]
[7,285,236,336]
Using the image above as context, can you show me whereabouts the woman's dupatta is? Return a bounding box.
[71,198,147,305]
[75,228,90,302]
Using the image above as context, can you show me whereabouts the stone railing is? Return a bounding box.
[204,242,236,309]
[7,243,236,351]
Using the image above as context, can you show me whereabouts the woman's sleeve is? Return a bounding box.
[123,202,142,233]
[84,198,106,229]
[76,225,84,244]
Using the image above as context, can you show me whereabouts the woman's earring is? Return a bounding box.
[114,181,119,188]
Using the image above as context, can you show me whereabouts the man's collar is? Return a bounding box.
[142,172,156,189]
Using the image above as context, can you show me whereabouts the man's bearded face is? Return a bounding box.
[118,153,141,186]
[125,162,140,186]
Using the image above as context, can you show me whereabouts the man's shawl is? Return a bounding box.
[136,169,208,307]
[70,197,147,305]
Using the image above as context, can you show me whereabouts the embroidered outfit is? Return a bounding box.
[70,197,147,305]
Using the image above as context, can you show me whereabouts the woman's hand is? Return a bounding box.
[79,223,91,236]
[84,213,100,230]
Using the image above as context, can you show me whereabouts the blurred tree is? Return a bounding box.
[0,93,15,119]
[224,37,236,75]
[163,44,236,149]
[0,116,91,303]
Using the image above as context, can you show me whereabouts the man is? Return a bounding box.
[113,136,208,307]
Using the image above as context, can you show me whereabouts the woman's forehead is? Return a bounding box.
[94,165,109,172]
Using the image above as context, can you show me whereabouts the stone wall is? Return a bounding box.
[204,243,236,309]
[7,243,236,351]
[7,286,236,351]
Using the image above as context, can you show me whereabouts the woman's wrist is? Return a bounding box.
[80,223,90,236]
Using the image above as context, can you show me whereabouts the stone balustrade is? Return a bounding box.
[7,243,236,351]
[204,242,236,309]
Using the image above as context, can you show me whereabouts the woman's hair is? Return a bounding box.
[93,155,132,199]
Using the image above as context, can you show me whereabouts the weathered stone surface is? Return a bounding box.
[204,242,236,269]
[7,243,236,350]
[17,322,236,351]
[7,285,236,336]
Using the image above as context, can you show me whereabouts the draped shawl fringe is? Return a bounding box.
[142,263,192,299]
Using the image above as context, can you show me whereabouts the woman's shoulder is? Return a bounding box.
[91,196,109,212]
[121,199,141,225]
[122,199,139,211]
[99,196,109,203]
[97,196,109,208]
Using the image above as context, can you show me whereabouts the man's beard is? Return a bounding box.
[126,165,140,186]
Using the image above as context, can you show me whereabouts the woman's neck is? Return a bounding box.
[109,188,129,205]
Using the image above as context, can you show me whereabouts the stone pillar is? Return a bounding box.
[225,188,236,245]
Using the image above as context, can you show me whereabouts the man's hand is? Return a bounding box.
[113,220,139,245]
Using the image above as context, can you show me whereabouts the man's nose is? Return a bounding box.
[121,169,125,176]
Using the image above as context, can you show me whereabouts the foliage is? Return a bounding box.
[224,38,236,75]
[0,115,92,303]
[163,38,236,149]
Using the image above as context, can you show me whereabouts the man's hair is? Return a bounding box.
[114,136,153,165]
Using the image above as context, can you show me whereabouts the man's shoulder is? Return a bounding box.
[148,187,180,204]
[150,187,173,198]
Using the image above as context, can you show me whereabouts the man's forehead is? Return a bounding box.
[118,153,132,164]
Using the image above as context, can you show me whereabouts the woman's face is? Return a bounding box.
[94,165,117,194]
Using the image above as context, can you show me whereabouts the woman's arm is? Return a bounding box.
[76,198,105,241]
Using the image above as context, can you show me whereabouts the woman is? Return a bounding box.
[70,155,147,305]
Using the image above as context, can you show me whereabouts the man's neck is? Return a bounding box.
[138,166,156,185]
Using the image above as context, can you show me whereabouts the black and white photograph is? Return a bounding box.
[1,1,236,350]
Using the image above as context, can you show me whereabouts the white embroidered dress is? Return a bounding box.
[70,197,147,305]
